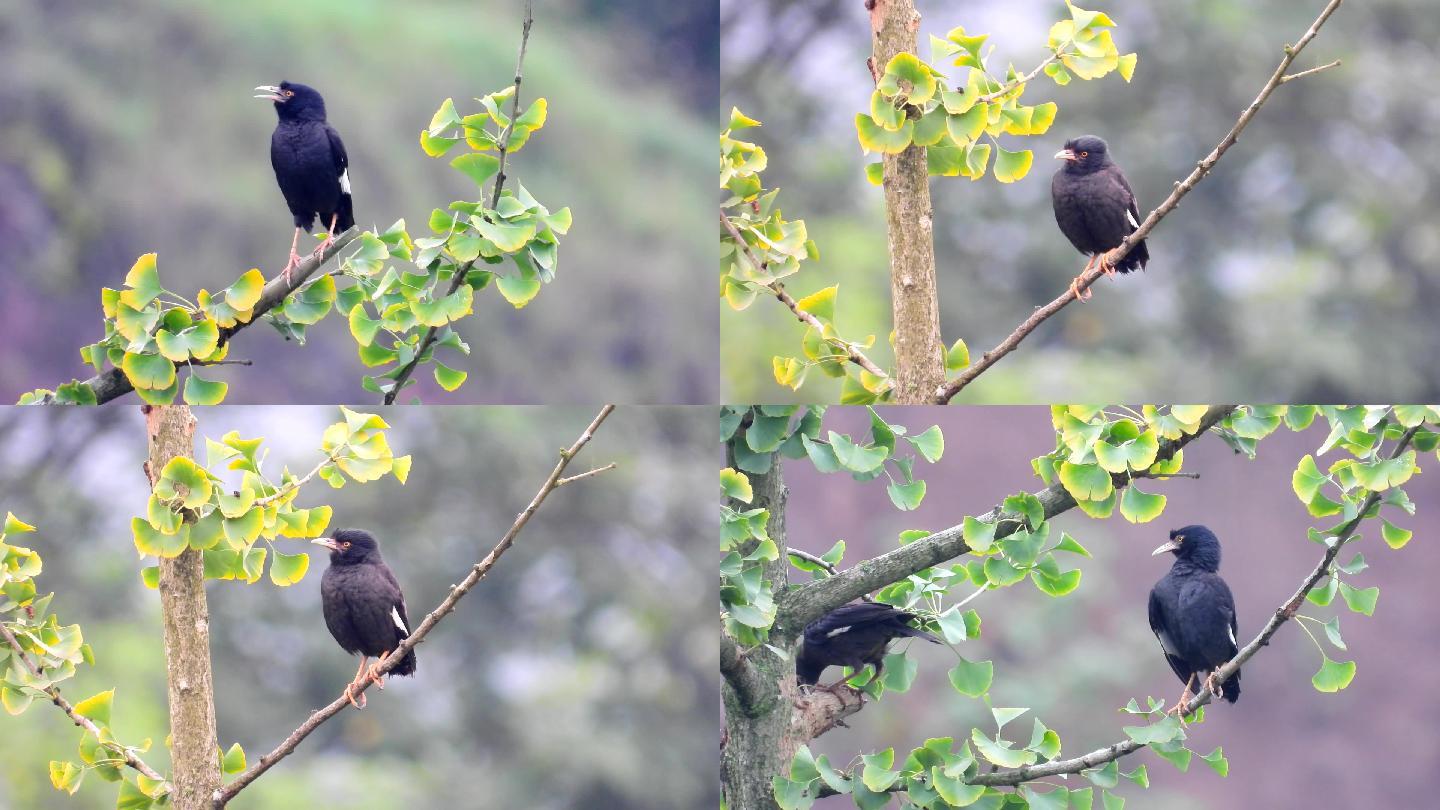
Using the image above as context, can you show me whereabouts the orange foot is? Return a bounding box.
[1069,255,1098,302]
[1204,671,1226,701]
[367,650,391,690]
[343,680,367,710]
[282,251,302,287]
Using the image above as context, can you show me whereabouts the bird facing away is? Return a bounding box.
[796,602,941,687]
[254,81,354,284]
[313,528,415,709]
[1051,135,1149,301]
[1148,525,1240,715]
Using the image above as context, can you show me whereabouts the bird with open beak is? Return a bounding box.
[254,80,354,284]
[312,528,415,709]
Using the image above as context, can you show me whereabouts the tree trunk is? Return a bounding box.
[721,449,792,810]
[143,405,220,810]
[873,0,945,404]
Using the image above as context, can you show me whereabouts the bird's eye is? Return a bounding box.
[283,90,295,98]
[341,542,351,549]
[1079,151,1088,158]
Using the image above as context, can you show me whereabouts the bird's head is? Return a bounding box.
[1152,525,1222,571]
[312,528,381,565]
[1054,135,1110,174]
[254,81,327,122]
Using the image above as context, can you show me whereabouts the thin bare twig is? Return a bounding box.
[721,211,891,383]
[1281,58,1342,83]
[0,621,168,785]
[213,405,615,807]
[556,463,617,487]
[384,0,534,404]
[935,0,1346,404]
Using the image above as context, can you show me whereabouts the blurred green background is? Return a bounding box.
[720,0,1440,404]
[0,0,716,404]
[781,406,1440,808]
[0,405,716,809]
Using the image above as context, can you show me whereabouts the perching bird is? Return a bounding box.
[795,602,941,687]
[1051,135,1149,301]
[313,529,415,709]
[254,81,354,284]
[1148,525,1240,715]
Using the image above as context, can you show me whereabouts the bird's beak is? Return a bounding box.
[1151,540,1181,556]
[254,85,285,102]
[1054,148,1077,162]
[311,537,342,551]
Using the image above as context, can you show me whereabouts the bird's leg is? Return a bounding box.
[312,213,339,258]
[1068,254,1098,302]
[283,227,303,286]
[367,650,391,690]
[1099,249,1122,276]
[344,656,369,709]
[1167,674,1197,717]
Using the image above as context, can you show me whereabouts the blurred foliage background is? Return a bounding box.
[0,0,717,404]
[0,405,716,809]
[782,406,1439,808]
[720,0,1440,404]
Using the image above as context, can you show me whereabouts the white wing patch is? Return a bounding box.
[391,606,409,635]
[825,625,853,639]
[339,169,351,194]
[1157,629,1178,657]
[1126,209,1139,230]
[1229,625,1236,646]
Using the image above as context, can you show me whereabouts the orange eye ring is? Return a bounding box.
[1079,151,1088,158]
[341,541,351,549]
[283,89,295,98]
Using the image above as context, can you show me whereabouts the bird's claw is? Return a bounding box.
[1069,275,1092,302]
[282,251,302,287]
[367,651,390,690]
[344,681,366,710]
[312,234,335,259]
[1204,672,1225,700]
[1100,250,1121,276]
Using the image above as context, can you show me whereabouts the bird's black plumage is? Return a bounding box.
[1051,135,1149,273]
[255,80,354,278]
[315,529,416,686]
[796,602,941,686]
[1148,525,1240,705]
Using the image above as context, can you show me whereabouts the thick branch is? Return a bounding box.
[720,211,890,382]
[970,422,1420,787]
[40,230,359,406]
[721,631,771,716]
[0,622,168,785]
[384,0,534,404]
[145,405,219,810]
[874,0,946,403]
[778,406,1235,632]
[213,404,615,807]
[935,0,1345,404]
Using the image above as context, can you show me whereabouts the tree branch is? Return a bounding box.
[778,406,1235,632]
[720,211,891,384]
[721,631,772,716]
[935,0,1346,404]
[0,621,168,785]
[212,404,614,807]
[39,229,359,406]
[383,0,534,404]
[966,422,1419,788]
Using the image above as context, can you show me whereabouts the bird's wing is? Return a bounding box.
[325,124,350,193]
[1177,574,1239,663]
[1112,167,1141,232]
[375,563,410,639]
[1148,584,1192,684]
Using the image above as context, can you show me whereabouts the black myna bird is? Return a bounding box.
[796,602,941,688]
[1051,135,1149,301]
[254,81,354,284]
[313,528,415,709]
[1148,525,1240,715]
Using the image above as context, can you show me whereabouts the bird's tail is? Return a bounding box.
[391,645,417,677]
[1115,239,1149,273]
[897,623,943,645]
[1221,667,1240,703]
[334,192,355,233]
